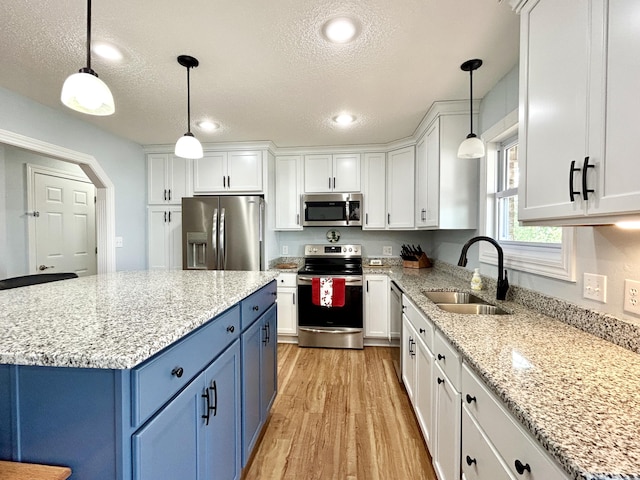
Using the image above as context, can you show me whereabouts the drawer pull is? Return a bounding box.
[419,328,426,334]
[514,459,531,475]
[209,380,218,417]
[466,394,477,404]
[171,367,184,378]
[437,377,445,385]
[226,325,235,333]
[437,353,445,361]
[466,455,477,466]
[252,305,260,311]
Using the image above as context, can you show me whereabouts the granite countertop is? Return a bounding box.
[0,270,278,369]
[377,265,640,480]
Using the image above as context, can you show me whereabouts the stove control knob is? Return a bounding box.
[312,248,318,253]
[342,247,346,252]
[349,247,353,252]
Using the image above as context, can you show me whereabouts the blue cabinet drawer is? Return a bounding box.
[241,281,277,330]
[131,306,240,427]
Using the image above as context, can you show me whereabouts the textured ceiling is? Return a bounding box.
[0,0,519,148]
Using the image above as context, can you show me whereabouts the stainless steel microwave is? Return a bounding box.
[301,193,363,227]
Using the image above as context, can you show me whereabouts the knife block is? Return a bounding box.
[402,253,432,269]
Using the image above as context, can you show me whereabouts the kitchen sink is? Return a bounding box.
[422,291,485,304]
[435,303,509,315]
[422,290,509,315]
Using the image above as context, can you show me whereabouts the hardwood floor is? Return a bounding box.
[243,344,437,480]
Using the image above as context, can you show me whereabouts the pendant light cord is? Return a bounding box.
[186,66,192,134]
[468,68,473,135]
[86,0,92,70]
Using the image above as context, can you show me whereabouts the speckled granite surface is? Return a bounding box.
[0,270,277,369]
[375,264,640,480]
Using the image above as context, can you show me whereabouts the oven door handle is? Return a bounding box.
[297,276,362,285]
[299,327,363,334]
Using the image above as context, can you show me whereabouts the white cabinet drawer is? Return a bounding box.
[402,294,434,350]
[434,329,461,391]
[462,363,568,480]
[462,406,515,480]
[277,272,297,287]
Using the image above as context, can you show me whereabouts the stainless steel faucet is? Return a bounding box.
[458,236,509,301]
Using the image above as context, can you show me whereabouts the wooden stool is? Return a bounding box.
[0,460,71,480]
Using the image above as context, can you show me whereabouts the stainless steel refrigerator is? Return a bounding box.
[182,196,264,271]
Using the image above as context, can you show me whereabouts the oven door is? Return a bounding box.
[297,275,363,329]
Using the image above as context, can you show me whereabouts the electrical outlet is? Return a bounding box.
[583,273,607,303]
[382,246,393,256]
[281,245,289,255]
[624,279,640,315]
[115,236,123,248]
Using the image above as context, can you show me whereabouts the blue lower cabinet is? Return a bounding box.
[241,303,278,466]
[133,340,241,480]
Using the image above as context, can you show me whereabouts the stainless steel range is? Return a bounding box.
[297,244,364,349]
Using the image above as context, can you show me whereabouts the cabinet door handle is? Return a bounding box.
[164,211,167,223]
[466,394,476,404]
[209,380,218,417]
[437,377,445,385]
[164,189,167,201]
[328,177,331,189]
[296,213,300,225]
[365,213,368,225]
[202,388,211,425]
[421,208,426,221]
[569,160,581,201]
[366,280,369,293]
[333,177,336,189]
[419,328,425,334]
[262,325,268,345]
[581,156,595,201]
[223,176,226,188]
[514,459,531,475]
[171,366,184,378]
[227,176,231,188]
[293,293,296,305]
[437,353,445,361]
[168,189,172,201]
[226,325,235,333]
[387,213,390,225]
[466,455,477,466]
[168,211,171,222]
[253,305,260,311]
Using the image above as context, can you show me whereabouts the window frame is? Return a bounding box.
[478,111,576,282]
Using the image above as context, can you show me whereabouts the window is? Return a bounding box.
[495,138,562,244]
[480,116,575,281]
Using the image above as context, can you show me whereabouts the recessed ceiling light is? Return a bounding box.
[92,42,123,61]
[197,120,220,132]
[322,17,358,44]
[333,114,356,125]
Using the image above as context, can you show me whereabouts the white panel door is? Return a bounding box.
[34,173,96,276]
[167,207,182,270]
[227,151,263,192]
[364,275,389,338]
[168,156,191,204]
[362,153,386,230]
[193,152,227,192]
[433,363,461,480]
[386,146,415,229]
[148,207,170,270]
[148,154,169,204]
[304,154,333,192]
[333,154,361,192]
[275,156,302,230]
[415,337,435,454]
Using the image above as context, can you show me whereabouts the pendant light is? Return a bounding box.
[60,0,115,116]
[175,55,203,159]
[457,59,485,159]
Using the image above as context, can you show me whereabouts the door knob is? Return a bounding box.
[38,265,54,271]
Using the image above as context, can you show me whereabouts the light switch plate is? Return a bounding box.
[583,273,607,303]
[281,245,289,255]
[382,246,392,256]
[624,279,640,315]
[115,236,123,248]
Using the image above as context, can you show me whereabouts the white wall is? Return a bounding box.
[433,64,640,324]
[0,145,6,278]
[0,86,146,272]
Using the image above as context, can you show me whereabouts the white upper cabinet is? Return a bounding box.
[304,153,361,193]
[193,150,263,193]
[147,154,191,205]
[274,155,303,230]
[517,0,640,225]
[415,114,478,230]
[361,153,387,230]
[386,146,415,229]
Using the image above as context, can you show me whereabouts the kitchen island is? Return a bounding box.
[0,270,278,480]
[373,263,640,480]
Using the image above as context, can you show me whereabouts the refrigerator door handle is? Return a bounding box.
[258,199,264,242]
[219,208,226,270]
[211,208,218,269]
